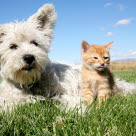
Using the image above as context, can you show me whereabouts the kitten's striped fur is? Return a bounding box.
[81,41,119,106]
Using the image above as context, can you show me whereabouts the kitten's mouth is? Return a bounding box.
[97,66,105,71]
[98,66,104,69]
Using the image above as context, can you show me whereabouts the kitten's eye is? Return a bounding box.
[93,57,98,60]
[30,40,38,46]
[10,44,18,49]
[104,57,109,60]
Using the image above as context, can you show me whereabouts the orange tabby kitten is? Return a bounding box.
[81,41,118,106]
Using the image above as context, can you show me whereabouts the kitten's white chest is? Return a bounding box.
[90,80,99,97]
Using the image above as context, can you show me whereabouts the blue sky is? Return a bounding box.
[0,0,136,62]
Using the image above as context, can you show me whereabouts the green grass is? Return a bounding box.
[113,70,136,83]
[0,71,136,136]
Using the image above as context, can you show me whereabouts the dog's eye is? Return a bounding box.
[30,40,38,46]
[10,44,18,49]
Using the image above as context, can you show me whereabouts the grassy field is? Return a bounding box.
[0,71,136,136]
[111,62,136,71]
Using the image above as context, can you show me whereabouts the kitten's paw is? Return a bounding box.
[84,97,94,105]
[83,89,94,105]
[98,93,110,107]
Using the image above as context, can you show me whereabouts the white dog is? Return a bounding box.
[0,4,135,111]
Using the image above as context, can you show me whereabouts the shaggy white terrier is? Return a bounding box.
[0,4,135,111]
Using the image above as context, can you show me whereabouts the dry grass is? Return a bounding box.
[111,62,136,71]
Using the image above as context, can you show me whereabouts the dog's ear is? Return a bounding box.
[28,4,56,31]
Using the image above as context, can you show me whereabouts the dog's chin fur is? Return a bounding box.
[12,66,43,86]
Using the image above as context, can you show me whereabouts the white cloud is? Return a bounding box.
[104,2,113,7]
[115,18,133,26]
[117,4,126,11]
[100,27,107,31]
[127,50,136,56]
[106,32,113,37]
[104,2,126,11]
[112,50,136,57]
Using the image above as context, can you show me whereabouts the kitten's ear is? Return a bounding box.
[28,4,56,31]
[104,42,114,49]
[81,40,90,54]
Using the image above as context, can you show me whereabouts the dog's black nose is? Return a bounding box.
[23,54,35,65]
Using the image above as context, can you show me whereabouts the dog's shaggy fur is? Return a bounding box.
[0,4,136,111]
